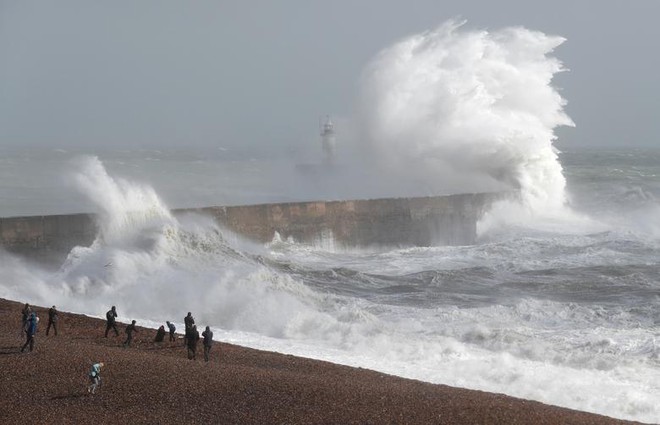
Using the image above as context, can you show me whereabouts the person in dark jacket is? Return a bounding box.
[46,305,58,336]
[186,324,200,360]
[183,312,195,346]
[123,320,138,348]
[21,312,38,353]
[154,325,166,343]
[202,326,213,362]
[21,303,32,333]
[105,306,118,337]
[166,321,176,342]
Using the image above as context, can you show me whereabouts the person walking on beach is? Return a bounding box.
[105,306,118,337]
[166,321,176,342]
[21,303,32,334]
[87,362,104,394]
[123,320,138,348]
[186,324,200,360]
[183,312,195,346]
[21,312,38,353]
[202,326,213,362]
[46,305,58,336]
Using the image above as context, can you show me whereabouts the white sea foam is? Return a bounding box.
[70,156,175,244]
[358,20,574,229]
[0,156,658,422]
[1,20,659,423]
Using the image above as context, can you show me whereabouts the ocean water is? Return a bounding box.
[0,149,657,423]
[1,22,659,423]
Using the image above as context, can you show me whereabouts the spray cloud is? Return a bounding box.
[357,20,574,212]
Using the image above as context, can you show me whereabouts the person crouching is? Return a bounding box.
[87,362,104,394]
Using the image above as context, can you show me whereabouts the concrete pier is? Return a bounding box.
[0,193,498,264]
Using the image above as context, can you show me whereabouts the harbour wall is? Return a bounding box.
[0,193,499,265]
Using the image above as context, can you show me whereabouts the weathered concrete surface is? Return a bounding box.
[196,193,496,247]
[0,213,96,265]
[1,194,498,265]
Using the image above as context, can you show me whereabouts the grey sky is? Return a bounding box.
[1,0,658,155]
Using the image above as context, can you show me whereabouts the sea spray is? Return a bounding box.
[0,29,657,423]
[47,157,324,339]
[358,20,573,216]
[0,153,658,422]
[70,156,175,245]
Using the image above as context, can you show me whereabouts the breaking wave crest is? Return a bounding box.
[358,20,573,220]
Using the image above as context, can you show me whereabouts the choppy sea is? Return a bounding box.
[0,147,658,423]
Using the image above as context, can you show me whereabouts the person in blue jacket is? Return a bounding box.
[21,312,38,353]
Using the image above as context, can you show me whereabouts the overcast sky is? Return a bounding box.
[1,0,658,155]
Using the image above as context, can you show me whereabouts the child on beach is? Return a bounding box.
[87,362,104,394]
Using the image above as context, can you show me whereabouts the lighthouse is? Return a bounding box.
[320,116,336,164]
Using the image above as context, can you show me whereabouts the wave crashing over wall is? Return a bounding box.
[358,20,573,216]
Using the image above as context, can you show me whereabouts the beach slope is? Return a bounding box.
[0,299,636,424]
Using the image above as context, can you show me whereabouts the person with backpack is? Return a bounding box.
[166,321,176,342]
[46,305,58,336]
[21,312,38,353]
[123,320,138,348]
[202,326,213,362]
[105,306,118,337]
[87,362,104,394]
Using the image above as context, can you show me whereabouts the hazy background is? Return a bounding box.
[1,0,659,157]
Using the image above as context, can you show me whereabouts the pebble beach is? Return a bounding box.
[0,299,637,424]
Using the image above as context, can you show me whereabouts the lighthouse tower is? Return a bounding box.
[320,116,336,164]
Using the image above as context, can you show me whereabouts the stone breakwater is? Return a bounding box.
[0,193,499,264]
